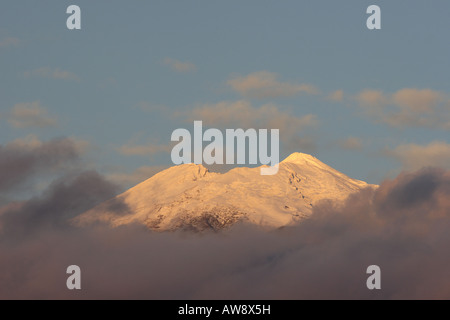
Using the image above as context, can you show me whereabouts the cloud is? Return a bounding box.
[354,88,449,129]
[0,171,121,241]
[180,100,317,150]
[392,88,443,113]
[385,141,450,171]
[163,58,196,73]
[8,102,57,128]
[0,37,19,48]
[355,89,387,107]
[2,167,450,298]
[327,90,344,102]
[338,137,363,150]
[0,136,83,193]
[228,71,319,99]
[186,100,316,129]
[22,67,79,81]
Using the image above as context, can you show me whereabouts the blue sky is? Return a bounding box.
[1,0,449,190]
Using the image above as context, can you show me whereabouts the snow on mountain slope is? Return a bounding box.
[74,153,377,231]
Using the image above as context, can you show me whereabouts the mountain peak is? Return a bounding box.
[282,152,319,164]
[75,152,376,232]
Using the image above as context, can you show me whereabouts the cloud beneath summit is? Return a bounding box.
[355,88,449,129]
[8,102,57,128]
[2,167,450,298]
[228,71,319,99]
[163,57,196,73]
[385,141,450,171]
[23,67,79,81]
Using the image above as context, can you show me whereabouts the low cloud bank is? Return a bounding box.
[1,158,450,298]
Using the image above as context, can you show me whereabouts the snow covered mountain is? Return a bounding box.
[74,153,377,232]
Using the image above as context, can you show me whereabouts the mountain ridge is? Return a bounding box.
[74,153,377,232]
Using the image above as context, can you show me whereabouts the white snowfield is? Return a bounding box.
[74,153,377,232]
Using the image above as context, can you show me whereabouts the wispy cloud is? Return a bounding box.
[185,100,316,129]
[338,137,363,150]
[228,71,319,99]
[327,90,344,102]
[392,88,443,113]
[179,100,317,151]
[22,67,79,81]
[355,89,387,107]
[8,102,57,128]
[354,88,449,129]
[385,141,450,171]
[0,37,19,48]
[163,57,196,73]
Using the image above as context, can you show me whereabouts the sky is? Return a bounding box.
[1,0,450,194]
[2,0,450,300]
